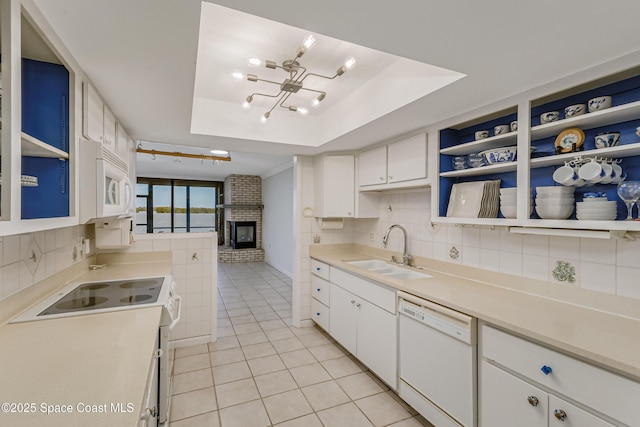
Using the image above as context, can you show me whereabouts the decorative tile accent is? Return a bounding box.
[552,260,576,284]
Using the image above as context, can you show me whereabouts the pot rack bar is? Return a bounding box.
[135,147,231,162]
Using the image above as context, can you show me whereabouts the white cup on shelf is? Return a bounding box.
[578,159,605,183]
[553,163,584,186]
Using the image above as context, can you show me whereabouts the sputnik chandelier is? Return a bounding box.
[233,34,356,123]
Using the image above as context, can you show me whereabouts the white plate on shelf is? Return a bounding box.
[447,182,485,218]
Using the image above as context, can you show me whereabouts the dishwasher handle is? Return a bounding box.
[398,291,476,345]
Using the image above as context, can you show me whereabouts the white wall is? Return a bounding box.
[263,166,294,277]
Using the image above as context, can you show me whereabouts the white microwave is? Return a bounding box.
[79,139,132,223]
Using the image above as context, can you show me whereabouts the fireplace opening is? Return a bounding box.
[229,221,257,249]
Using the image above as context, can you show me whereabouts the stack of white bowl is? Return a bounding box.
[499,187,533,218]
[535,186,575,219]
[576,195,617,220]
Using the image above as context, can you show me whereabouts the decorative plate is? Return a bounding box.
[554,128,585,153]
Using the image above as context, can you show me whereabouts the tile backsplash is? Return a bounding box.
[311,188,640,301]
[0,225,94,301]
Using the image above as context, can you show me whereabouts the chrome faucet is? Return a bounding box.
[382,224,412,266]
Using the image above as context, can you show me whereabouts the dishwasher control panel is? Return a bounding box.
[399,298,474,344]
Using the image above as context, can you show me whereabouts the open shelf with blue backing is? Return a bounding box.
[21,58,70,220]
[438,107,519,222]
[528,68,640,224]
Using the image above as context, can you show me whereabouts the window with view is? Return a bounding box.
[135,179,221,234]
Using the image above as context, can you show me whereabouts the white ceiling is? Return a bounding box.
[32,0,640,180]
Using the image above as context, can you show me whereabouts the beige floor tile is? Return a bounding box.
[237,331,269,346]
[279,349,317,368]
[247,354,286,376]
[249,305,274,314]
[172,368,214,395]
[175,344,209,359]
[307,343,346,361]
[215,378,261,408]
[174,353,211,375]
[259,319,288,330]
[317,402,374,427]
[387,416,435,427]
[254,370,298,397]
[217,326,236,337]
[355,391,413,427]
[208,336,239,352]
[169,411,220,427]
[230,314,257,326]
[170,387,217,421]
[321,356,364,378]
[233,322,263,335]
[301,380,351,411]
[212,360,251,385]
[210,347,245,367]
[289,362,332,387]
[336,372,385,400]
[227,307,252,317]
[217,318,232,328]
[273,413,324,427]
[263,389,314,424]
[271,337,306,353]
[264,327,295,341]
[253,311,281,321]
[218,399,270,427]
[297,331,332,347]
[290,326,321,337]
[242,342,277,360]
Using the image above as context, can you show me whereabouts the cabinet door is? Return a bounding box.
[329,284,357,355]
[103,106,117,153]
[115,122,130,163]
[314,155,355,217]
[83,81,104,142]
[480,361,547,427]
[357,299,397,388]
[358,146,387,186]
[548,395,614,427]
[387,134,427,183]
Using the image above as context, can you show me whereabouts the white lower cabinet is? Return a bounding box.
[328,268,397,388]
[479,323,633,426]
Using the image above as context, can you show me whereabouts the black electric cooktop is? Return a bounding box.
[38,277,165,316]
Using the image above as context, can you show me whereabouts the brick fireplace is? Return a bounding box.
[218,174,264,263]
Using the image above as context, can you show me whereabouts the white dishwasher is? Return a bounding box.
[397,291,477,427]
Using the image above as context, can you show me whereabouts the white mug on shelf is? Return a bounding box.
[553,163,584,186]
[578,159,605,183]
[599,162,614,184]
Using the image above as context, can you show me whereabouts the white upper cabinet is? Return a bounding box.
[358,146,387,186]
[82,81,104,143]
[115,122,130,164]
[387,134,428,183]
[102,104,116,151]
[358,133,429,191]
[314,154,378,218]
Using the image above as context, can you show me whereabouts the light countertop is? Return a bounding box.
[310,244,640,380]
[0,252,172,427]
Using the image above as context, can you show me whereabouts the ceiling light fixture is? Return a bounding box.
[239,33,356,122]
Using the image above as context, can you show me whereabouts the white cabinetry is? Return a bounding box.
[328,267,397,388]
[82,81,128,163]
[479,324,637,426]
[314,154,378,218]
[358,133,428,191]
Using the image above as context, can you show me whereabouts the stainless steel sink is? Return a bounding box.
[346,260,432,280]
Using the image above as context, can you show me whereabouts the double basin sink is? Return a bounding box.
[346,259,432,281]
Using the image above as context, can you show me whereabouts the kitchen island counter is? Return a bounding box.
[310,243,640,380]
[0,252,172,427]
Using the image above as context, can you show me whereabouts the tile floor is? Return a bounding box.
[169,262,433,427]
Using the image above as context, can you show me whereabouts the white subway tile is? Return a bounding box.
[522,234,549,256]
[615,237,640,268]
[522,254,549,281]
[499,229,522,254]
[170,238,188,250]
[480,248,500,272]
[616,266,640,299]
[549,257,580,287]
[462,227,480,248]
[3,235,20,265]
[549,236,579,258]
[580,237,615,265]
[462,246,480,267]
[579,262,615,295]
[152,239,171,251]
[480,228,500,251]
[499,251,522,275]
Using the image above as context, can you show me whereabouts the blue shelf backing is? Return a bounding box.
[21,58,70,219]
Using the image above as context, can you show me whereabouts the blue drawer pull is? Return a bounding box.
[317,288,321,292]
[541,365,553,375]
[316,267,320,271]
[316,312,321,316]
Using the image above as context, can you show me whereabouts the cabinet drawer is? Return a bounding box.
[311,275,330,306]
[311,259,330,281]
[481,324,639,426]
[311,299,329,331]
[330,268,396,313]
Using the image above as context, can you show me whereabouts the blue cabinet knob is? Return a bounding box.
[316,267,320,271]
[541,365,553,375]
[317,288,321,292]
[316,312,321,316]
